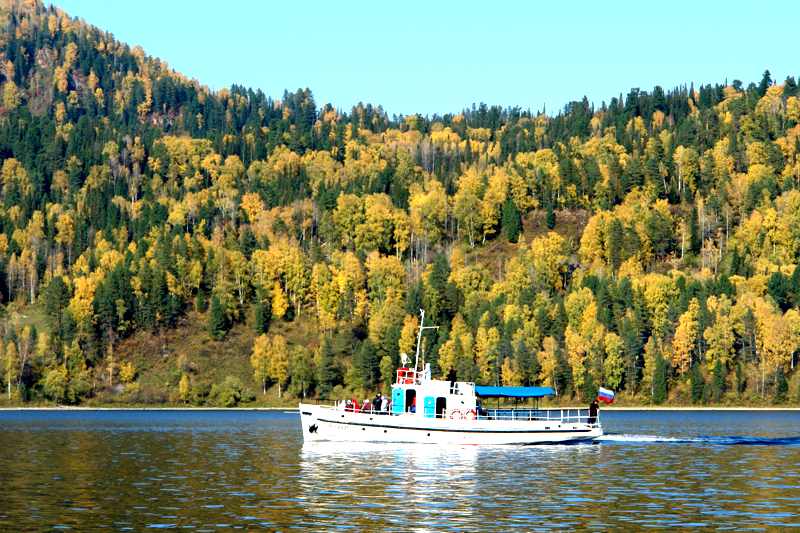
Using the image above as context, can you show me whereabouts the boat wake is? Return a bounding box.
[598,434,800,446]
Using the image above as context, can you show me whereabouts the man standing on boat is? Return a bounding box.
[380,394,389,413]
[588,398,599,425]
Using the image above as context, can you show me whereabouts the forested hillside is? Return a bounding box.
[0,0,799,406]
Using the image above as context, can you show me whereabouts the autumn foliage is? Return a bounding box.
[0,1,798,405]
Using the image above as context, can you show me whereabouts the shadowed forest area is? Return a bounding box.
[0,0,799,407]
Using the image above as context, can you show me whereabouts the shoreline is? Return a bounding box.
[1,406,799,411]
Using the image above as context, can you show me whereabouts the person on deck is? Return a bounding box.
[409,396,416,413]
[476,398,486,417]
[588,398,599,425]
[373,393,381,412]
[381,395,389,413]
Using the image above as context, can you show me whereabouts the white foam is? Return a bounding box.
[597,434,686,443]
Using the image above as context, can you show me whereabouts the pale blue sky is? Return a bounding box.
[50,0,797,116]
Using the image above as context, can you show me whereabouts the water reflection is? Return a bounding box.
[301,442,480,529]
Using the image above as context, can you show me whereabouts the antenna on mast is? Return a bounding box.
[414,309,439,372]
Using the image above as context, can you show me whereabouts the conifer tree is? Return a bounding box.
[253,293,271,335]
[688,204,701,254]
[379,355,395,391]
[652,353,667,404]
[767,272,790,311]
[316,335,337,399]
[353,339,379,389]
[501,198,522,243]
[790,266,800,308]
[545,202,556,230]
[208,295,228,340]
[604,218,624,270]
[690,363,705,404]
[774,368,788,403]
[710,359,725,402]
[581,371,597,403]
[735,362,746,397]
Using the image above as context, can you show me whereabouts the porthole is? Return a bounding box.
[384,430,387,433]
[427,433,430,437]
[362,427,366,431]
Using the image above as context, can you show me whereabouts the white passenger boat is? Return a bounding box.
[300,312,603,445]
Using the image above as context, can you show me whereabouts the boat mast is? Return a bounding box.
[414,309,438,372]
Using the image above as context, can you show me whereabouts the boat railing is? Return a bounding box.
[478,408,599,425]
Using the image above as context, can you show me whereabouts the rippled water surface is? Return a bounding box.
[1,409,799,530]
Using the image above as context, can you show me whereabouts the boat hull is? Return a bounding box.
[299,404,603,445]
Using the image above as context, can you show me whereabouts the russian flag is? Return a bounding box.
[597,387,615,404]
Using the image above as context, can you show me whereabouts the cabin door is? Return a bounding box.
[405,389,417,413]
[435,397,447,418]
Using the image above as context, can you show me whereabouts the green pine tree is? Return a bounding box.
[604,217,624,270]
[710,359,725,402]
[545,202,556,229]
[316,335,337,399]
[354,339,379,389]
[735,361,746,397]
[774,367,788,403]
[688,205,701,254]
[652,353,668,404]
[790,265,800,307]
[581,372,597,404]
[208,295,229,340]
[690,363,705,404]
[501,198,522,243]
[767,272,790,311]
[253,294,271,335]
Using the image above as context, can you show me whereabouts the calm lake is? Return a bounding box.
[0,410,799,530]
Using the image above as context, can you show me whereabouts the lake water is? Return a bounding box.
[0,410,799,530]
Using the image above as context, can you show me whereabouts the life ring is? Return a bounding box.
[465,409,477,420]
[449,409,462,420]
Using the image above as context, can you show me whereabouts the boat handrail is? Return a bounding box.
[308,403,600,426]
[477,408,600,426]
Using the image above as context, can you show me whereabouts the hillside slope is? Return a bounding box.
[0,0,798,407]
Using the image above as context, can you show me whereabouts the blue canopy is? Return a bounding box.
[474,386,556,398]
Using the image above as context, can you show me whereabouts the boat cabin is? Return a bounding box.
[391,365,477,419]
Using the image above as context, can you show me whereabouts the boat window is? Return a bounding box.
[405,389,417,413]
[435,397,447,418]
